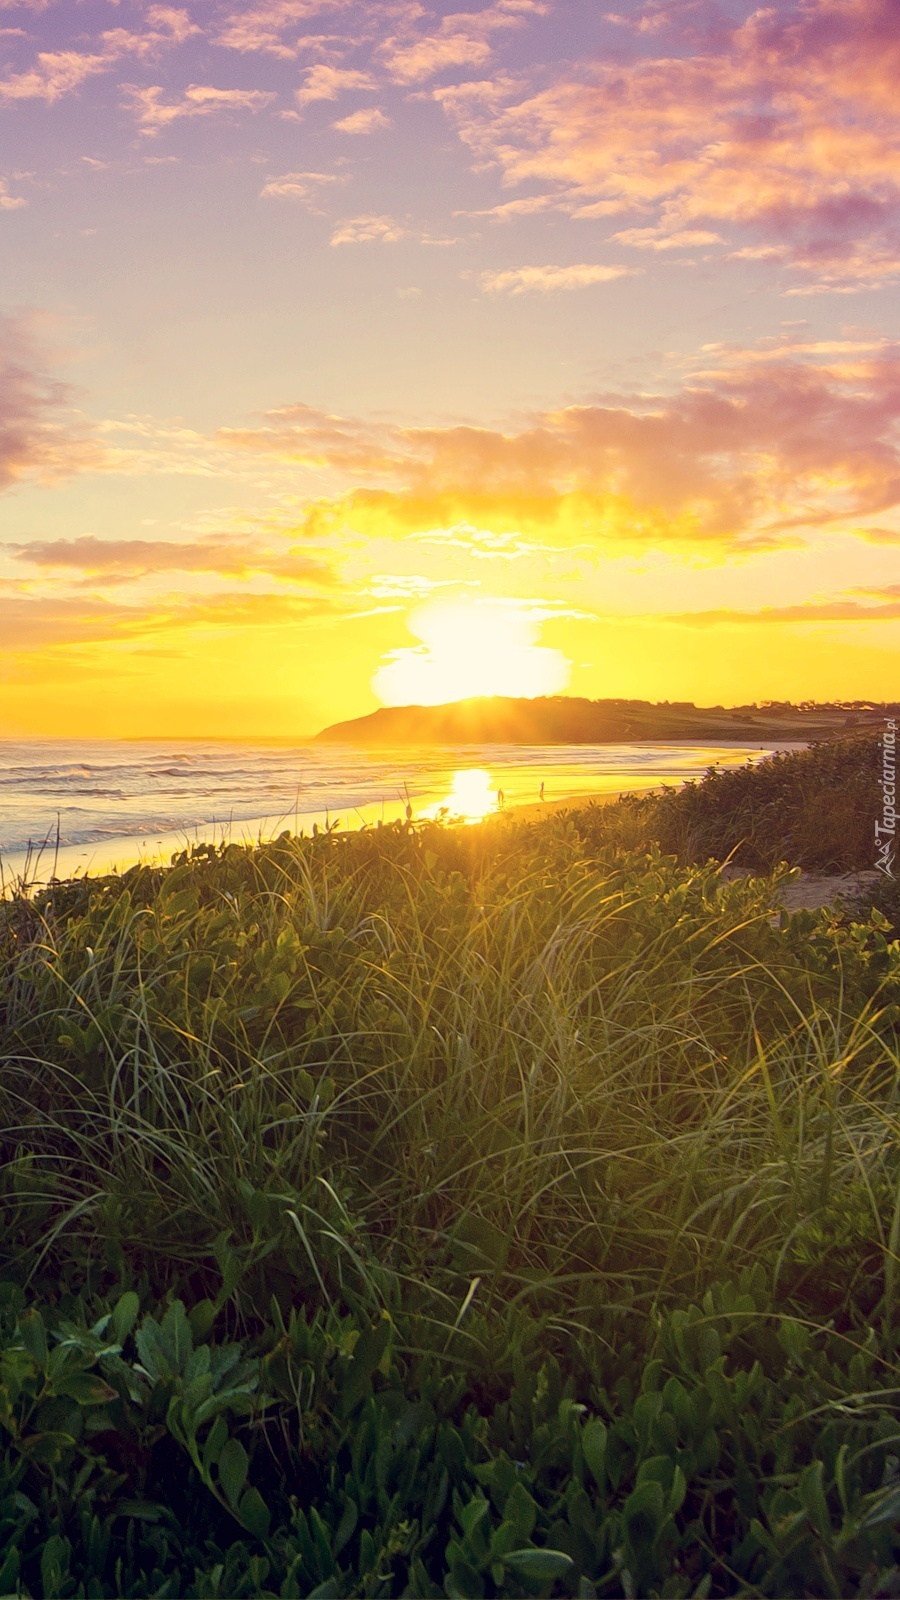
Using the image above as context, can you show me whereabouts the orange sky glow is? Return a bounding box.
[1,0,899,736]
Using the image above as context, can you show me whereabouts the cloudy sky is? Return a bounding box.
[1,0,899,736]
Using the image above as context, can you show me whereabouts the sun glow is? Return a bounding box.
[421,768,498,821]
[371,599,571,706]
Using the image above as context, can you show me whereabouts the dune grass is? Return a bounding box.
[0,736,898,1596]
[568,733,885,872]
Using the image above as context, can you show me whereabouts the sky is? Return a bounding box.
[1,0,899,738]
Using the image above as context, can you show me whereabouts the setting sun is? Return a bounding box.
[370,600,571,707]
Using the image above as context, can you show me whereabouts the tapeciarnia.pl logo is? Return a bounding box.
[876,718,896,877]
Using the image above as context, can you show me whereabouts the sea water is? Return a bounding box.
[0,737,800,883]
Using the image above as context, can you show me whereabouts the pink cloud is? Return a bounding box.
[0,314,103,490]
[330,212,406,244]
[99,11,202,59]
[381,0,547,85]
[122,82,276,134]
[217,401,407,474]
[143,7,200,44]
[384,32,492,83]
[214,1,350,59]
[333,105,391,133]
[437,0,900,287]
[612,226,723,251]
[6,534,334,584]
[0,49,113,104]
[0,177,25,209]
[259,169,343,204]
[0,13,200,103]
[479,262,638,293]
[295,63,376,106]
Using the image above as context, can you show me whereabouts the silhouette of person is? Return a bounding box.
[539,782,545,802]
[497,789,504,808]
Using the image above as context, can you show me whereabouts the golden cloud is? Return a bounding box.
[220,345,900,551]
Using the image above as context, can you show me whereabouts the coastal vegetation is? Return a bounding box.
[573,734,888,875]
[0,734,897,1597]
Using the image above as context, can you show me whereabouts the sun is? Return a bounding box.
[371,599,571,706]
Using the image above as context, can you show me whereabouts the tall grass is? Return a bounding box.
[1,812,896,1328]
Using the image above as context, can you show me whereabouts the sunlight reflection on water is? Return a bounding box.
[420,768,498,821]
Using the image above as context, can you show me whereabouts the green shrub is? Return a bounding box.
[570,735,883,871]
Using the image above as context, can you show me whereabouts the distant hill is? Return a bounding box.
[314,695,896,746]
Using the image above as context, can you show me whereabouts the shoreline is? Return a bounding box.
[0,782,659,892]
[0,740,804,890]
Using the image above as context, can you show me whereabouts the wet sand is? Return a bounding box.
[494,786,653,823]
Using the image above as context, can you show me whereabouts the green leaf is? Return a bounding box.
[20,1431,77,1463]
[459,1495,490,1545]
[798,1460,830,1536]
[238,1486,271,1542]
[160,888,198,918]
[582,1419,608,1489]
[504,1549,574,1580]
[623,1479,666,1544]
[135,1321,169,1383]
[55,1372,117,1406]
[114,1501,167,1523]
[189,1299,217,1344]
[160,1300,193,1374]
[218,1437,249,1509]
[334,1497,358,1558]
[40,1533,71,1596]
[862,1484,900,1529]
[504,1482,538,1542]
[777,1317,811,1365]
[340,1317,390,1416]
[0,1546,19,1593]
[111,1291,141,1347]
[202,1414,229,1475]
[19,1310,48,1369]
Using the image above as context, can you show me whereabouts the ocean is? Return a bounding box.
[0,737,798,883]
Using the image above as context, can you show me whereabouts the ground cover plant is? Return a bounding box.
[0,734,898,1596]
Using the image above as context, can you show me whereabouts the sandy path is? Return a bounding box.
[719,867,881,914]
